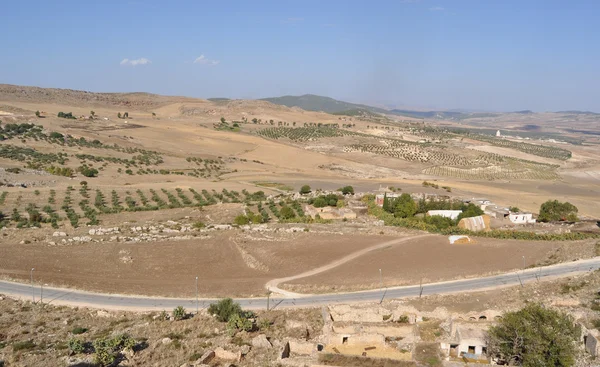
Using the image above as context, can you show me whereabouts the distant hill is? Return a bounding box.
[556,110,600,116]
[207,98,232,102]
[388,109,499,120]
[513,110,534,114]
[260,94,389,114]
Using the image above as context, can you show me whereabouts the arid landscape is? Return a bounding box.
[1,84,600,366]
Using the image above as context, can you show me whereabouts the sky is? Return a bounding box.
[1,0,599,112]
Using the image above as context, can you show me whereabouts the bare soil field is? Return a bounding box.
[281,236,597,294]
[0,226,398,297]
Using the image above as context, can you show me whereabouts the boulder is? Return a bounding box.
[161,337,172,345]
[214,347,241,361]
[252,334,272,349]
[198,350,215,364]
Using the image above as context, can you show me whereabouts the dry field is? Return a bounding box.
[281,236,598,294]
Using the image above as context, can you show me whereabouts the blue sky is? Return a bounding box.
[1,0,599,112]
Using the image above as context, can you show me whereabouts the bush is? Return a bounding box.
[299,185,311,194]
[487,303,579,366]
[280,206,296,220]
[72,326,88,335]
[339,185,354,195]
[208,298,242,322]
[78,166,99,178]
[538,200,578,222]
[12,340,36,351]
[173,306,186,321]
[234,214,250,225]
[227,313,253,335]
[68,338,85,354]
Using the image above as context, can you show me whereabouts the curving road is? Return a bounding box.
[1,258,599,311]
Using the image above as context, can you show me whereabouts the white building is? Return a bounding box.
[442,322,489,361]
[496,130,501,137]
[427,210,462,220]
[508,213,536,224]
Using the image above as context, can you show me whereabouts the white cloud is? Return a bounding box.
[429,6,444,11]
[193,55,220,66]
[120,58,151,66]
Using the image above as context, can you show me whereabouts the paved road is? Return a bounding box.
[1,258,599,311]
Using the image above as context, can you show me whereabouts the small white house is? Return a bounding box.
[509,213,536,224]
[427,210,462,220]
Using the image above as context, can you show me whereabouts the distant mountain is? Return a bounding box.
[207,98,232,102]
[513,110,534,114]
[260,94,389,114]
[556,110,600,115]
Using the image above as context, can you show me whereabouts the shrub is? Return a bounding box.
[12,340,36,351]
[339,185,354,195]
[280,206,296,220]
[72,326,88,335]
[227,313,254,335]
[234,214,250,225]
[299,185,311,194]
[78,166,98,178]
[173,306,186,321]
[208,298,242,322]
[68,338,85,354]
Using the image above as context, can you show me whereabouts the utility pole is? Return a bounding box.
[195,276,199,315]
[30,268,35,303]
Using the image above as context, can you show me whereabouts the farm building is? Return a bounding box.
[375,193,401,206]
[484,206,509,219]
[442,322,489,362]
[304,206,357,220]
[508,212,536,224]
[427,210,462,220]
[458,215,490,231]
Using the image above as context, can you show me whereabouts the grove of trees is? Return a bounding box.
[538,200,578,222]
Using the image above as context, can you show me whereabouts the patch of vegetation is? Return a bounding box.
[57,112,76,119]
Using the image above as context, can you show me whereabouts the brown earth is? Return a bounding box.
[281,236,597,294]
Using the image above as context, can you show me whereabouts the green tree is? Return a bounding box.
[457,203,484,221]
[35,110,40,118]
[220,117,226,124]
[117,112,122,119]
[152,112,156,117]
[123,112,129,118]
[509,206,520,212]
[90,110,95,117]
[487,303,579,367]
[280,206,295,219]
[382,193,391,213]
[299,185,311,194]
[208,298,242,322]
[538,200,578,222]
[393,193,416,218]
